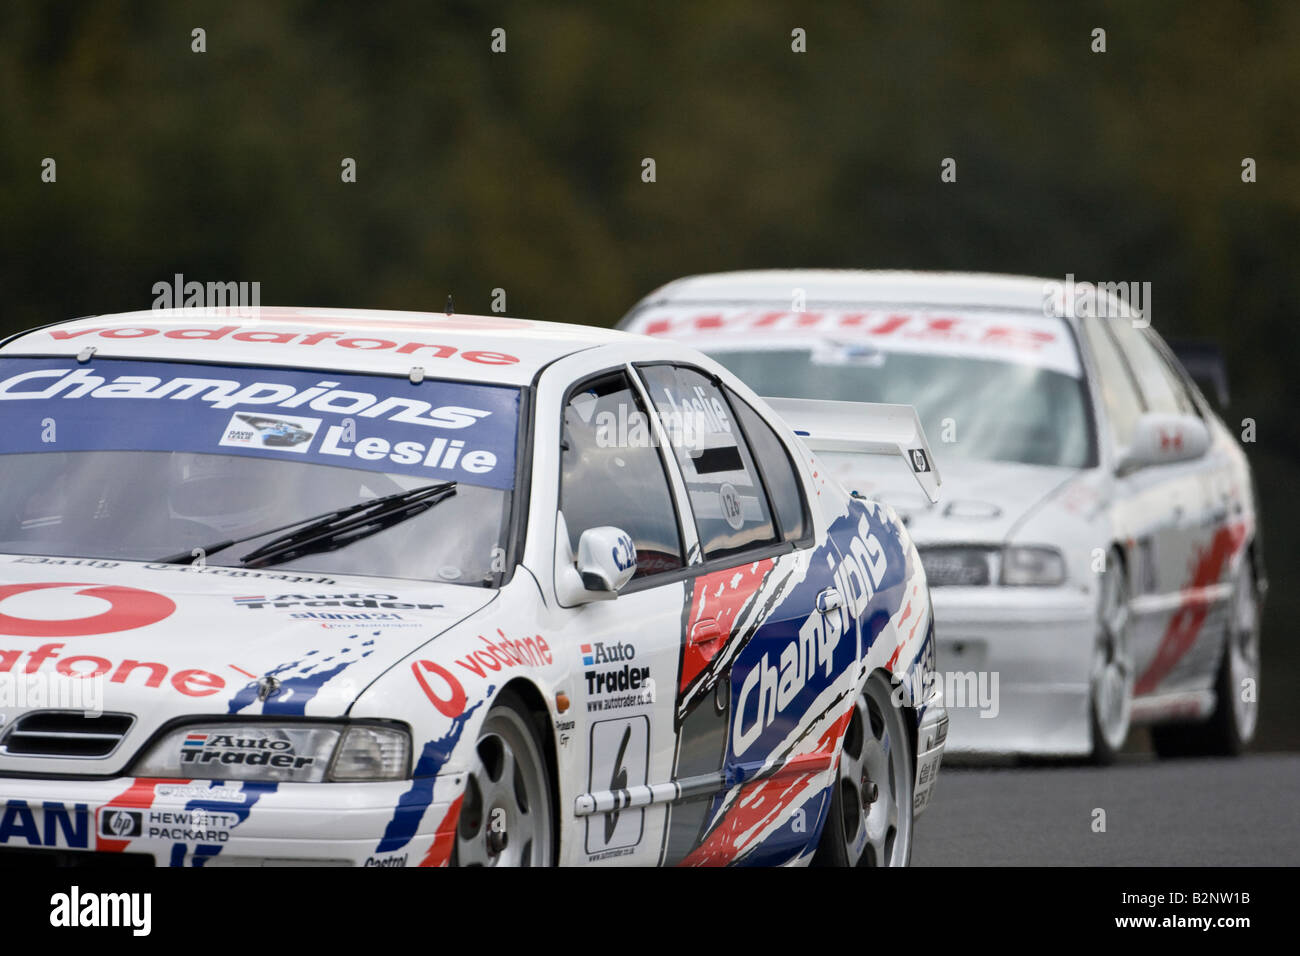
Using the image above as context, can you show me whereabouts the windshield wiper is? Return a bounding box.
[154,482,457,567]
[238,481,457,568]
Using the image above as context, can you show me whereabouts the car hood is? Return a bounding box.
[0,555,493,774]
[816,452,1080,545]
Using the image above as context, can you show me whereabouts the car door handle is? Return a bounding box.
[816,588,843,614]
[689,618,723,647]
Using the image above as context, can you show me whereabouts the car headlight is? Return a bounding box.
[918,546,994,586]
[330,725,412,782]
[1000,546,1067,586]
[135,722,411,783]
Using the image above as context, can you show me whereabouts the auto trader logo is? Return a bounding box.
[580,641,635,666]
[180,733,316,770]
[0,583,176,637]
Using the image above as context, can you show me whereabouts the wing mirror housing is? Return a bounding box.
[555,513,637,605]
[1116,413,1210,474]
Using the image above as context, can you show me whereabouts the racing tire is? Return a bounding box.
[1151,559,1260,758]
[813,671,914,867]
[452,690,555,866]
[1089,552,1134,765]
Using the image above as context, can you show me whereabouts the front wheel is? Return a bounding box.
[813,671,914,867]
[453,691,554,866]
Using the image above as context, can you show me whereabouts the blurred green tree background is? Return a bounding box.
[2,1,1296,747]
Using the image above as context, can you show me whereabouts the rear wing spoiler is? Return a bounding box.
[763,397,942,503]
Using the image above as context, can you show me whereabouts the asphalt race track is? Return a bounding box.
[913,753,1300,865]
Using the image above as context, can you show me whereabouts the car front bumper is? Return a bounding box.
[930,585,1097,757]
[0,774,461,867]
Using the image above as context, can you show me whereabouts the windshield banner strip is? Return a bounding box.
[634,308,1082,377]
[0,358,519,490]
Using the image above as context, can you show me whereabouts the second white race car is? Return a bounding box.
[621,270,1264,761]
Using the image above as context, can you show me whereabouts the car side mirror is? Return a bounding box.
[555,513,637,605]
[1116,413,1210,474]
[577,526,637,592]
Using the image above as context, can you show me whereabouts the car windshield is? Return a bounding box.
[0,357,522,585]
[706,347,1095,468]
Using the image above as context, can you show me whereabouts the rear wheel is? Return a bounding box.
[453,691,554,866]
[1152,560,1260,758]
[813,672,914,867]
[1089,556,1133,764]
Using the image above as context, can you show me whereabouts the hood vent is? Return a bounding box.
[0,711,135,759]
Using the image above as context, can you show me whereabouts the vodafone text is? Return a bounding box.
[43,323,519,365]
[412,631,553,718]
[0,643,225,696]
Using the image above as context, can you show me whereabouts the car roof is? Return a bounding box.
[629,269,1067,314]
[0,307,639,386]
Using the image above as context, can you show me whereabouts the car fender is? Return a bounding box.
[347,586,569,864]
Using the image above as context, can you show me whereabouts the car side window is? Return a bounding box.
[1081,316,1145,448]
[636,365,778,561]
[1152,344,1205,418]
[727,389,809,544]
[560,372,685,579]
[1105,319,1193,415]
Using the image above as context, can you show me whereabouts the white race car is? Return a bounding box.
[0,306,946,866]
[621,271,1263,761]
